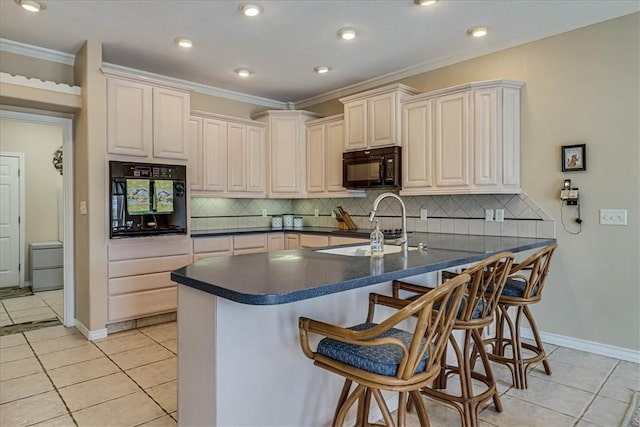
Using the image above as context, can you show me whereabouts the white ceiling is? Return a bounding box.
[0,0,638,105]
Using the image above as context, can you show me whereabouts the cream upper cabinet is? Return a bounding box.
[305,115,357,198]
[252,110,322,198]
[106,76,189,160]
[340,84,419,151]
[400,79,524,196]
[190,112,266,197]
[107,77,152,157]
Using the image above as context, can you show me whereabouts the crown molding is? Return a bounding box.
[101,62,287,109]
[0,38,75,65]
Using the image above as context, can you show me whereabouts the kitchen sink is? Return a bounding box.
[316,244,417,257]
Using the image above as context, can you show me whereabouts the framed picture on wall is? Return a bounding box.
[561,144,586,172]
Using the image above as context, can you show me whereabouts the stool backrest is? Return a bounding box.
[396,273,469,380]
[458,252,515,324]
[509,243,557,301]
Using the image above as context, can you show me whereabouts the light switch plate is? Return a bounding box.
[420,209,428,221]
[600,209,627,225]
[485,209,494,222]
[79,201,87,215]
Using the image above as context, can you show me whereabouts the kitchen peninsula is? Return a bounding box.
[171,233,555,426]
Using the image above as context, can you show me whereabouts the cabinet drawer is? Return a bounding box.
[109,271,174,296]
[32,268,63,291]
[108,287,177,322]
[299,234,329,248]
[193,251,233,262]
[109,238,191,261]
[233,234,267,250]
[31,248,63,269]
[109,254,192,278]
[233,247,267,256]
[193,236,233,254]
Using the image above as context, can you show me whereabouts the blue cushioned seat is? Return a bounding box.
[501,278,538,298]
[316,323,427,377]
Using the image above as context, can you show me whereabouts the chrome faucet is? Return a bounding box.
[369,192,408,253]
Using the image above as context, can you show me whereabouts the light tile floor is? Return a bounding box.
[1,290,64,327]
[0,318,638,426]
[0,321,177,427]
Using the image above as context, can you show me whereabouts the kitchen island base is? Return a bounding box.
[178,281,409,427]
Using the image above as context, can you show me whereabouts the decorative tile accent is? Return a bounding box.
[190,191,556,237]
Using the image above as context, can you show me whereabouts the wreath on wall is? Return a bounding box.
[52,146,63,175]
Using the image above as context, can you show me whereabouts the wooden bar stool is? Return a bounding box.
[392,252,515,427]
[298,273,469,427]
[482,243,557,389]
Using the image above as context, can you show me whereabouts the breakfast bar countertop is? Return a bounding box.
[171,232,556,305]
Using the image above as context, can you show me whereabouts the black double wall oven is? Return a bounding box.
[109,161,187,238]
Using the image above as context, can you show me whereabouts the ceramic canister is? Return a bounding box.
[293,216,303,228]
[271,215,283,228]
[283,214,294,227]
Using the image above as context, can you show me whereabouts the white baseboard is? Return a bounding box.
[521,327,640,364]
[74,318,108,341]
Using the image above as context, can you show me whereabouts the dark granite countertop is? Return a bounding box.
[172,232,556,305]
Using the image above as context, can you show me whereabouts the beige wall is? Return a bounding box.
[0,51,75,86]
[0,118,64,279]
[190,92,269,119]
[308,13,640,351]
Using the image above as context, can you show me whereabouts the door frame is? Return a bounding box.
[0,152,25,288]
[0,109,75,327]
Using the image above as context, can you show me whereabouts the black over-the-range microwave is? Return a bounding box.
[342,146,401,189]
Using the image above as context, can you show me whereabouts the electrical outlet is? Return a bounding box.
[262,209,267,217]
[420,209,428,221]
[600,209,627,225]
[79,201,87,215]
[331,210,336,218]
[485,209,494,222]
[495,209,505,222]
[314,209,319,217]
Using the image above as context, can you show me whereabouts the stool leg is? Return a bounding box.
[334,384,364,427]
[397,391,407,426]
[334,379,352,423]
[372,389,394,426]
[523,305,552,375]
[410,390,431,427]
[356,387,372,426]
[472,328,502,413]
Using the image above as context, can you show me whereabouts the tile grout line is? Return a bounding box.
[92,327,177,423]
[20,331,80,427]
[571,360,620,427]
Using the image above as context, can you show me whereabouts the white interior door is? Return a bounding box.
[0,154,21,288]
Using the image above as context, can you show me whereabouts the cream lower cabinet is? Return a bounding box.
[107,237,191,323]
[298,234,329,248]
[252,110,322,198]
[193,233,284,260]
[189,112,266,197]
[401,79,523,195]
[285,233,299,249]
[106,76,189,160]
[328,236,369,246]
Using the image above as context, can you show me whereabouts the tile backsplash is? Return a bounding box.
[190,190,555,238]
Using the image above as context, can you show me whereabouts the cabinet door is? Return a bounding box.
[326,120,346,192]
[368,92,396,147]
[152,87,189,160]
[267,233,285,252]
[344,100,367,151]
[473,88,500,187]
[227,122,247,192]
[203,118,227,192]
[246,125,266,193]
[285,234,299,249]
[188,116,203,191]
[402,101,433,189]
[107,78,152,157]
[434,92,470,188]
[299,234,329,248]
[270,115,302,194]
[306,124,325,193]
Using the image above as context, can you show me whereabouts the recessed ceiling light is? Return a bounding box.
[467,26,488,38]
[15,0,45,12]
[175,38,193,48]
[235,68,252,77]
[414,0,437,6]
[337,28,357,41]
[314,66,331,74]
[239,3,262,17]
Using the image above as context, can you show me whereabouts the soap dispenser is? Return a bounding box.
[370,220,384,258]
